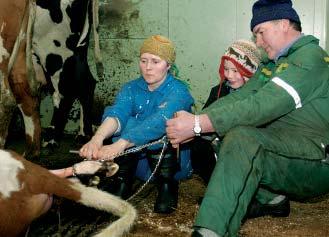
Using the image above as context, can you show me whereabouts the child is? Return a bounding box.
[191,39,261,184]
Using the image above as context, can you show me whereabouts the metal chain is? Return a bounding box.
[100,136,168,201]
[99,135,168,162]
[70,136,169,201]
[127,139,167,201]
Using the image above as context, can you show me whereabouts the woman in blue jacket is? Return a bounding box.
[79,35,194,214]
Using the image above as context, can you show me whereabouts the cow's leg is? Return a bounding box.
[42,60,76,150]
[48,93,75,146]
[9,43,41,159]
[41,91,75,152]
[46,52,96,148]
[76,53,96,145]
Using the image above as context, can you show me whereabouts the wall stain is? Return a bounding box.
[99,0,143,39]
[129,10,139,20]
[120,58,133,64]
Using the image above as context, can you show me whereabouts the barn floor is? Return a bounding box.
[5,133,329,237]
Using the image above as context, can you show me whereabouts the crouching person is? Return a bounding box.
[79,35,194,214]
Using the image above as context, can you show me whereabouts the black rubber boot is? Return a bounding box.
[148,149,179,214]
[100,154,138,200]
[111,178,132,200]
[154,176,178,214]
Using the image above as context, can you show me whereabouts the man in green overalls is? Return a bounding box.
[166,0,329,236]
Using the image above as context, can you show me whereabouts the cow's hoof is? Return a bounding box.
[43,127,56,141]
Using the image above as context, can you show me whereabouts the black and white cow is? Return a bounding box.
[32,0,102,150]
[0,0,102,158]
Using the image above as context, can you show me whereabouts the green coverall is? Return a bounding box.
[195,35,329,237]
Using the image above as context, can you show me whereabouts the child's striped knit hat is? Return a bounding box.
[219,39,261,81]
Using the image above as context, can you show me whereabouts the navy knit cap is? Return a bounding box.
[250,0,301,31]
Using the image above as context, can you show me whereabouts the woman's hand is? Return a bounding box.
[79,134,104,159]
[95,139,132,161]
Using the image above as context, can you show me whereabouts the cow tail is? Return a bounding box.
[92,0,101,63]
[26,0,38,96]
[71,182,137,237]
[7,0,30,74]
[92,0,104,80]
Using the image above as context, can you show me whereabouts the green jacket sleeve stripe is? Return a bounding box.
[271,76,302,109]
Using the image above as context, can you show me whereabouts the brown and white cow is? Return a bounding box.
[0,0,40,158]
[0,0,102,158]
[0,149,137,237]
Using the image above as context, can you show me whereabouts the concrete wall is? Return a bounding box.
[40,0,329,132]
[327,0,329,52]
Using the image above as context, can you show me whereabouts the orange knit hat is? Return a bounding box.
[140,35,176,64]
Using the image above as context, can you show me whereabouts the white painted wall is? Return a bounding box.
[326,0,329,51]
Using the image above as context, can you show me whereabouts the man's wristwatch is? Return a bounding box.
[193,115,202,136]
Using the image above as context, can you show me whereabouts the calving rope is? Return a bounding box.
[69,136,169,201]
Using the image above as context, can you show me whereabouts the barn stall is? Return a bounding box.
[4,0,329,236]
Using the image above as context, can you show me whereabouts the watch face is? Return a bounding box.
[194,126,201,134]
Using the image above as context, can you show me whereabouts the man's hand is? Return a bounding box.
[166,111,195,148]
